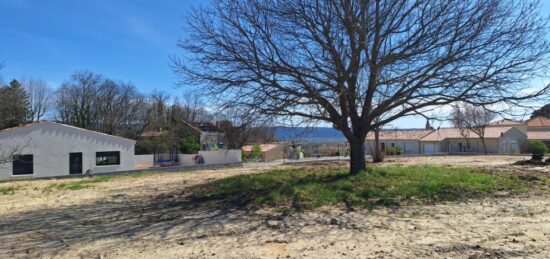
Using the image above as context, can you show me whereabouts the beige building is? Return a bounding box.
[419,126,526,154]
[365,130,432,155]
[242,143,284,161]
[366,125,528,155]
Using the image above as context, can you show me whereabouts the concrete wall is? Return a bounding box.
[198,150,241,164]
[135,154,154,169]
[135,151,241,169]
[0,123,135,180]
[178,154,196,165]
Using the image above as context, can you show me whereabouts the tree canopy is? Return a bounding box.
[175,0,550,174]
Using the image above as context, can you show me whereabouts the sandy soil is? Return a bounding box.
[1,156,550,258]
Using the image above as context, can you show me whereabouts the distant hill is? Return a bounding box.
[273,126,427,143]
[274,126,346,143]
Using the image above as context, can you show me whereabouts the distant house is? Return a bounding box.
[525,116,550,146]
[365,130,433,155]
[0,122,135,180]
[366,125,527,155]
[182,121,226,151]
[242,143,284,161]
[419,126,526,154]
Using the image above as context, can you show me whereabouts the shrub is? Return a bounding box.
[250,144,262,160]
[527,140,548,161]
[385,146,402,156]
[178,134,200,154]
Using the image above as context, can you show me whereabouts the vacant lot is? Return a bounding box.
[1,155,550,258]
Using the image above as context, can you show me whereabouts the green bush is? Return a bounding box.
[385,146,402,156]
[527,140,548,161]
[250,144,262,160]
[178,134,200,154]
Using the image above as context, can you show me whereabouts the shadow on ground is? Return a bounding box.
[0,190,263,257]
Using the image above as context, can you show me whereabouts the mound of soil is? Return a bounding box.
[512,159,547,166]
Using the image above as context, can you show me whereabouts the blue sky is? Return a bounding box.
[0,0,200,93]
[0,0,549,129]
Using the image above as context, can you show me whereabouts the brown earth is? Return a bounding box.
[1,155,550,258]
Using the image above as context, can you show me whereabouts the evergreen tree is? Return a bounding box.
[0,79,30,129]
[531,104,550,119]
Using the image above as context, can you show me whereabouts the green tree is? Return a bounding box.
[0,79,29,129]
[527,140,548,161]
[250,144,262,160]
[178,134,200,154]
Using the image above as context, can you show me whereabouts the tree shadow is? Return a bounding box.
[0,191,260,257]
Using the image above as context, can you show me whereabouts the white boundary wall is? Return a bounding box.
[135,150,242,169]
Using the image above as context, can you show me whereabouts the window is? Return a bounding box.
[380,143,386,151]
[12,155,33,175]
[391,143,395,147]
[96,151,120,166]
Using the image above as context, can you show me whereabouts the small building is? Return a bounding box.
[0,122,135,180]
[365,130,433,155]
[242,143,284,161]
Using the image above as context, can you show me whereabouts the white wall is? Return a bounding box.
[0,123,135,179]
[135,154,154,169]
[198,150,241,164]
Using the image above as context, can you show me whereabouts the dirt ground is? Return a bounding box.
[1,155,550,258]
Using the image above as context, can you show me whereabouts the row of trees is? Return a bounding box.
[0,69,275,151]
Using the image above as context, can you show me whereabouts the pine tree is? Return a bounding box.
[0,79,30,129]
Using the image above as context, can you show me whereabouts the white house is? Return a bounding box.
[0,122,135,180]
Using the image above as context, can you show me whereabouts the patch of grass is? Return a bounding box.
[44,175,114,192]
[0,186,17,195]
[190,166,527,210]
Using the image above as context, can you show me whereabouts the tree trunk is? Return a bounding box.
[349,139,367,175]
[481,138,488,155]
[373,128,383,162]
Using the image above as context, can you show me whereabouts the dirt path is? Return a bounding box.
[1,156,550,258]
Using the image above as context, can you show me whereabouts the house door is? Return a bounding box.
[70,153,83,175]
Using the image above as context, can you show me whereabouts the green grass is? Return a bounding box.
[41,171,163,192]
[44,175,115,192]
[190,166,526,210]
[0,186,17,195]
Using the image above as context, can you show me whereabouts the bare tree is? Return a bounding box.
[218,107,276,148]
[175,0,550,174]
[56,71,151,139]
[20,78,54,122]
[451,104,471,152]
[452,103,495,154]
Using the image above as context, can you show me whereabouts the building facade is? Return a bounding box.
[0,122,135,180]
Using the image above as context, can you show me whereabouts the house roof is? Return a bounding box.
[487,119,523,126]
[140,131,165,137]
[527,131,550,140]
[366,129,433,141]
[242,143,280,152]
[526,117,550,127]
[0,121,136,143]
[420,126,515,142]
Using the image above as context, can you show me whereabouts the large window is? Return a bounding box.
[12,155,33,175]
[96,151,120,166]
